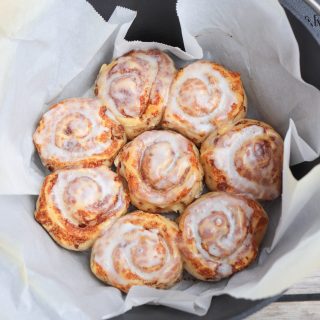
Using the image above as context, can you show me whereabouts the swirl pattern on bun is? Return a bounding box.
[35,166,129,250]
[95,50,176,139]
[33,98,126,171]
[178,192,268,281]
[91,211,183,292]
[115,130,203,213]
[201,119,283,200]
[162,61,246,145]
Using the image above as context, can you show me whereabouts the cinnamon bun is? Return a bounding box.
[91,211,183,292]
[162,61,246,145]
[33,98,126,171]
[201,119,283,200]
[35,166,129,250]
[95,50,176,139]
[115,130,203,213]
[178,192,268,281]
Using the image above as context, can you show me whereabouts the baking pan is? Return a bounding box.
[87,0,320,318]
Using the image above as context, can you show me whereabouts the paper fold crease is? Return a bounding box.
[1,0,320,319]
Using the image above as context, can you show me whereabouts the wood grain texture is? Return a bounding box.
[247,271,320,319]
[285,271,320,295]
[247,301,320,319]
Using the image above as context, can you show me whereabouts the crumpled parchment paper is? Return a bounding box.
[1,0,320,319]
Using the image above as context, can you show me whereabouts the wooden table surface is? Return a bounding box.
[247,271,320,319]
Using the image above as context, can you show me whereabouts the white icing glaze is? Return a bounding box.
[165,62,237,134]
[93,215,179,286]
[213,125,279,198]
[50,166,126,225]
[181,193,259,278]
[34,99,119,162]
[217,263,233,277]
[186,194,253,261]
[98,50,175,119]
[122,130,201,206]
[104,55,158,117]
[217,234,253,278]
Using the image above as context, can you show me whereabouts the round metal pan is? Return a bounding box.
[87,1,320,318]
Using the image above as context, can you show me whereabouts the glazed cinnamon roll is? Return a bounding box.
[35,166,129,251]
[33,98,126,171]
[95,50,176,139]
[91,211,183,292]
[162,61,246,145]
[178,192,268,281]
[201,119,283,200]
[115,130,203,213]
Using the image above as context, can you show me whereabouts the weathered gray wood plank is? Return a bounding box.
[285,271,320,295]
[247,301,320,319]
[247,271,320,319]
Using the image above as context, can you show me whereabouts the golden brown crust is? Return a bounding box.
[34,166,129,251]
[200,119,283,200]
[90,211,183,292]
[178,192,268,281]
[95,50,176,139]
[162,61,247,145]
[114,130,204,213]
[33,98,126,171]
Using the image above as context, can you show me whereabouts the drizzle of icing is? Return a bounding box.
[34,99,122,162]
[98,50,175,120]
[182,193,255,278]
[165,62,237,134]
[51,166,126,226]
[212,125,279,198]
[187,194,252,259]
[119,130,202,207]
[93,214,180,286]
